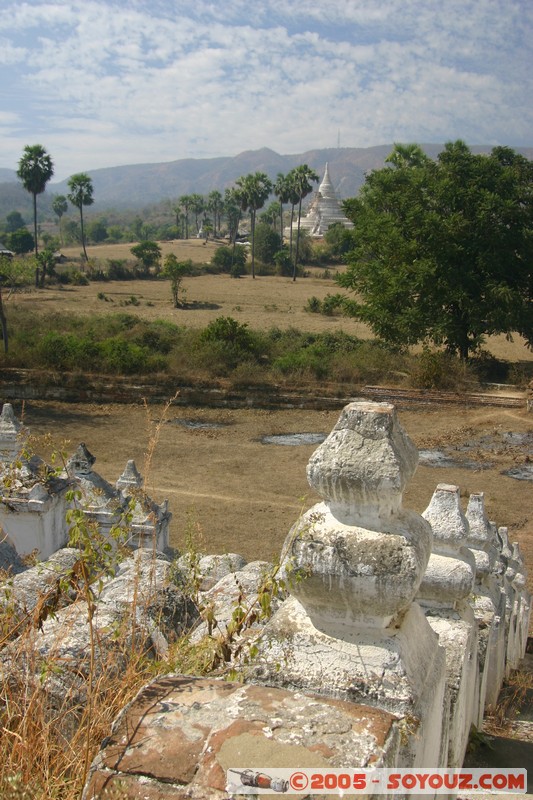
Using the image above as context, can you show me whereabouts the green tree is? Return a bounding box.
[290,164,319,281]
[234,172,273,279]
[162,254,192,307]
[324,222,355,259]
[87,218,108,243]
[7,228,34,255]
[130,240,162,274]
[5,211,26,233]
[252,222,281,265]
[16,144,54,256]
[67,173,94,261]
[63,219,81,245]
[260,201,281,230]
[36,247,56,287]
[210,244,247,276]
[338,141,533,359]
[52,194,68,245]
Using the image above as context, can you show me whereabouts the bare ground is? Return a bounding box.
[16,399,533,615]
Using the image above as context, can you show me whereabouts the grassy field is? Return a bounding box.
[11,238,533,363]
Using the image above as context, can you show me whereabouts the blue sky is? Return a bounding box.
[1,0,531,180]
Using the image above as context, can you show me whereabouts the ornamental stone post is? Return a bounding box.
[464,493,507,720]
[251,401,447,767]
[417,483,478,767]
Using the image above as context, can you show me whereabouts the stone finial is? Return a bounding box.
[0,403,25,463]
[287,401,431,632]
[66,443,96,477]
[511,543,527,592]
[306,401,419,525]
[423,484,469,551]
[465,492,498,579]
[497,526,514,562]
[418,484,476,606]
[116,460,143,491]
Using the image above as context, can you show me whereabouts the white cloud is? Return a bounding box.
[0,0,531,179]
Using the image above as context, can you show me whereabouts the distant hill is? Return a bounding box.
[1,144,532,218]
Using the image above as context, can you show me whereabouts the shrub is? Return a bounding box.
[305,296,322,313]
[70,271,89,286]
[272,350,329,380]
[134,320,181,354]
[274,249,293,277]
[99,338,149,374]
[321,293,345,316]
[210,246,233,273]
[201,317,254,351]
[106,259,136,280]
[199,317,262,373]
[410,349,469,390]
[38,331,79,370]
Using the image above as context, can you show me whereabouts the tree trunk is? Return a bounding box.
[293,198,303,282]
[289,204,295,260]
[0,289,8,353]
[251,210,256,279]
[80,207,88,262]
[33,193,38,256]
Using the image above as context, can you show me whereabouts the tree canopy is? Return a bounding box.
[338,141,533,359]
[130,240,162,274]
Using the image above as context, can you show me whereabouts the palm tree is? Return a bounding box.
[52,194,68,246]
[290,164,319,281]
[283,171,301,264]
[67,173,94,261]
[261,201,281,230]
[273,173,292,245]
[16,144,54,256]
[189,194,205,235]
[234,172,273,278]
[178,195,192,238]
[207,190,223,238]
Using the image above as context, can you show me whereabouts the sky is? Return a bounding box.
[1,0,532,181]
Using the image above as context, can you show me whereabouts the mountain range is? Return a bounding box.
[1,144,532,218]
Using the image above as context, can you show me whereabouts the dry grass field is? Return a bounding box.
[12,238,533,361]
[4,240,533,614]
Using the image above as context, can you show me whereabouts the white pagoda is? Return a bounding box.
[297,163,354,237]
